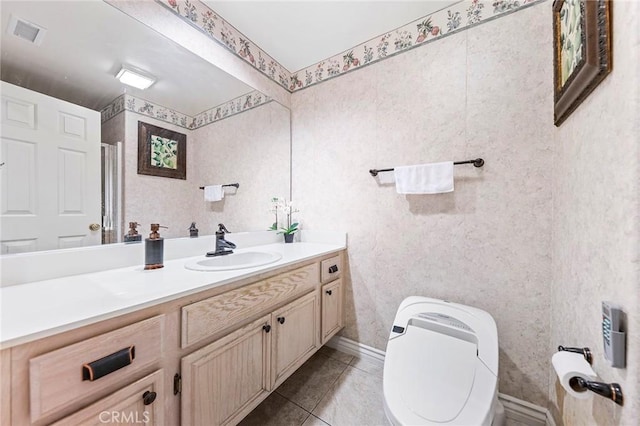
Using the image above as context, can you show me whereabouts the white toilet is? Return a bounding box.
[383,296,505,426]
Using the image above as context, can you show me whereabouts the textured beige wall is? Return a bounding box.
[119,101,290,239]
[292,3,554,406]
[550,1,640,424]
[122,113,197,239]
[190,102,291,236]
[101,112,125,146]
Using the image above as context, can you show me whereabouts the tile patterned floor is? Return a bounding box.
[239,346,387,426]
[239,345,531,426]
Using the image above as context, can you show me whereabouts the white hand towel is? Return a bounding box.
[204,185,224,201]
[394,162,454,194]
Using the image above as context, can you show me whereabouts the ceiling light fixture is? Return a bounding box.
[115,65,156,90]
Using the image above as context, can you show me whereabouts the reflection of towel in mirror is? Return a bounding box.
[394,162,454,194]
[204,185,224,201]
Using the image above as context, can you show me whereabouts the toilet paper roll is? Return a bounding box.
[552,351,597,399]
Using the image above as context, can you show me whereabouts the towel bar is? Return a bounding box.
[369,158,484,177]
[199,183,239,189]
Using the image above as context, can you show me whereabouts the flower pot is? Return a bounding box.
[284,233,294,243]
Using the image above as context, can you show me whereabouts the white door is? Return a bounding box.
[0,82,101,254]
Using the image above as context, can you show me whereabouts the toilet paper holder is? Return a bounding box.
[558,345,592,364]
[558,345,623,405]
[569,377,623,406]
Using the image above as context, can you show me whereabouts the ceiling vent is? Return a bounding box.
[7,15,47,46]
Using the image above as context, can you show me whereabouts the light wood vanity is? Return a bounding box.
[1,251,345,425]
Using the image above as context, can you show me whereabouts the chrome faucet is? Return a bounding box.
[206,223,236,257]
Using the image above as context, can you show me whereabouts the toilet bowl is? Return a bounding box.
[383,296,504,426]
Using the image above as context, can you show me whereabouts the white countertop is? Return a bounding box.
[0,238,345,349]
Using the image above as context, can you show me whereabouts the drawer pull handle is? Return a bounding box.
[82,346,135,381]
[263,324,271,333]
[325,290,333,295]
[142,391,157,405]
[328,265,339,274]
[277,316,286,324]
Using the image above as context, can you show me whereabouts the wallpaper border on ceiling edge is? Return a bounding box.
[100,91,271,130]
[291,0,547,92]
[154,0,292,90]
[155,0,546,93]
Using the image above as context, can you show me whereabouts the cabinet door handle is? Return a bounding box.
[277,316,285,324]
[263,324,271,333]
[142,391,157,405]
[325,289,333,295]
[328,265,339,274]
[82,346,135,381]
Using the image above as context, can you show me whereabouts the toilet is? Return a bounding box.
[383,296,505,426]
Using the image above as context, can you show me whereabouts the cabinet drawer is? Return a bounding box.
[182,263,319,348]
[29,315,164,423]
[320,255,342,283]
[51,369,165,426]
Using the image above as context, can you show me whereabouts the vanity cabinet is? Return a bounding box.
[271,291,320,388]
[24,315,165,425]
[3,250,345,426]
[321,279,344,344]
[1,349,10,426]
[181,316,272,426]
[320,254,344,344]
[51,370,165,426]
[181,291,320,426]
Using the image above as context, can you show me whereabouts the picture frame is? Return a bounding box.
[137,121,187,179]
[553,0,612,126]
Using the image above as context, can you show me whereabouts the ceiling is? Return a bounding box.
[205,1,462,72]
[0,1,253,115]
[1,1,461,113]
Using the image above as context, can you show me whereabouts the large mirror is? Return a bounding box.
[0,1,291,254]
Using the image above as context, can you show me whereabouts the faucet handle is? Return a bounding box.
[218,223,230,233]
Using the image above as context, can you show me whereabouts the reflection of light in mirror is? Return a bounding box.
[115,66,156,90]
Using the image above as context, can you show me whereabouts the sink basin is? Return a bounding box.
[184,251,282,271]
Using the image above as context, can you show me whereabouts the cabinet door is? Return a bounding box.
[181,315,271,426]
[322,279,344,344]
[51,370,164,426]
[271,291,320,388]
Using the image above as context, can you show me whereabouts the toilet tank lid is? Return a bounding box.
[390,296,499,375]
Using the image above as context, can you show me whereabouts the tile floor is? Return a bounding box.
[239,345,386,426]
[239,345,529,426]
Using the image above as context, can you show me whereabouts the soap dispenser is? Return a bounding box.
[124,222,142,243]
[144,224,166,270]
[188,222,199,238]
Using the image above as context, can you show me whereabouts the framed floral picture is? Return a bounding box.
[137,121,186,179]
[553,0,612,126]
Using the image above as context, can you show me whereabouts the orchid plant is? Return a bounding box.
[268,197,280,231]
[268,197,300,235]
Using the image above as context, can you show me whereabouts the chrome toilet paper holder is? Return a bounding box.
[558,345,623,406]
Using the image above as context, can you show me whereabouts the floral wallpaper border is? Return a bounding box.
[291,0,544,90]
[156,0,292,90]
[100,91,270,130]
[156,0,544,93]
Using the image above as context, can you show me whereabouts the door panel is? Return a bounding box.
[0,81,101,253]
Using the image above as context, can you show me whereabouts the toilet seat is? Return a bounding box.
[383,297,499,426]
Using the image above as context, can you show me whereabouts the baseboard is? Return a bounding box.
[498,393,550,426]
[326,335,385,366]
[327,336,555,426]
